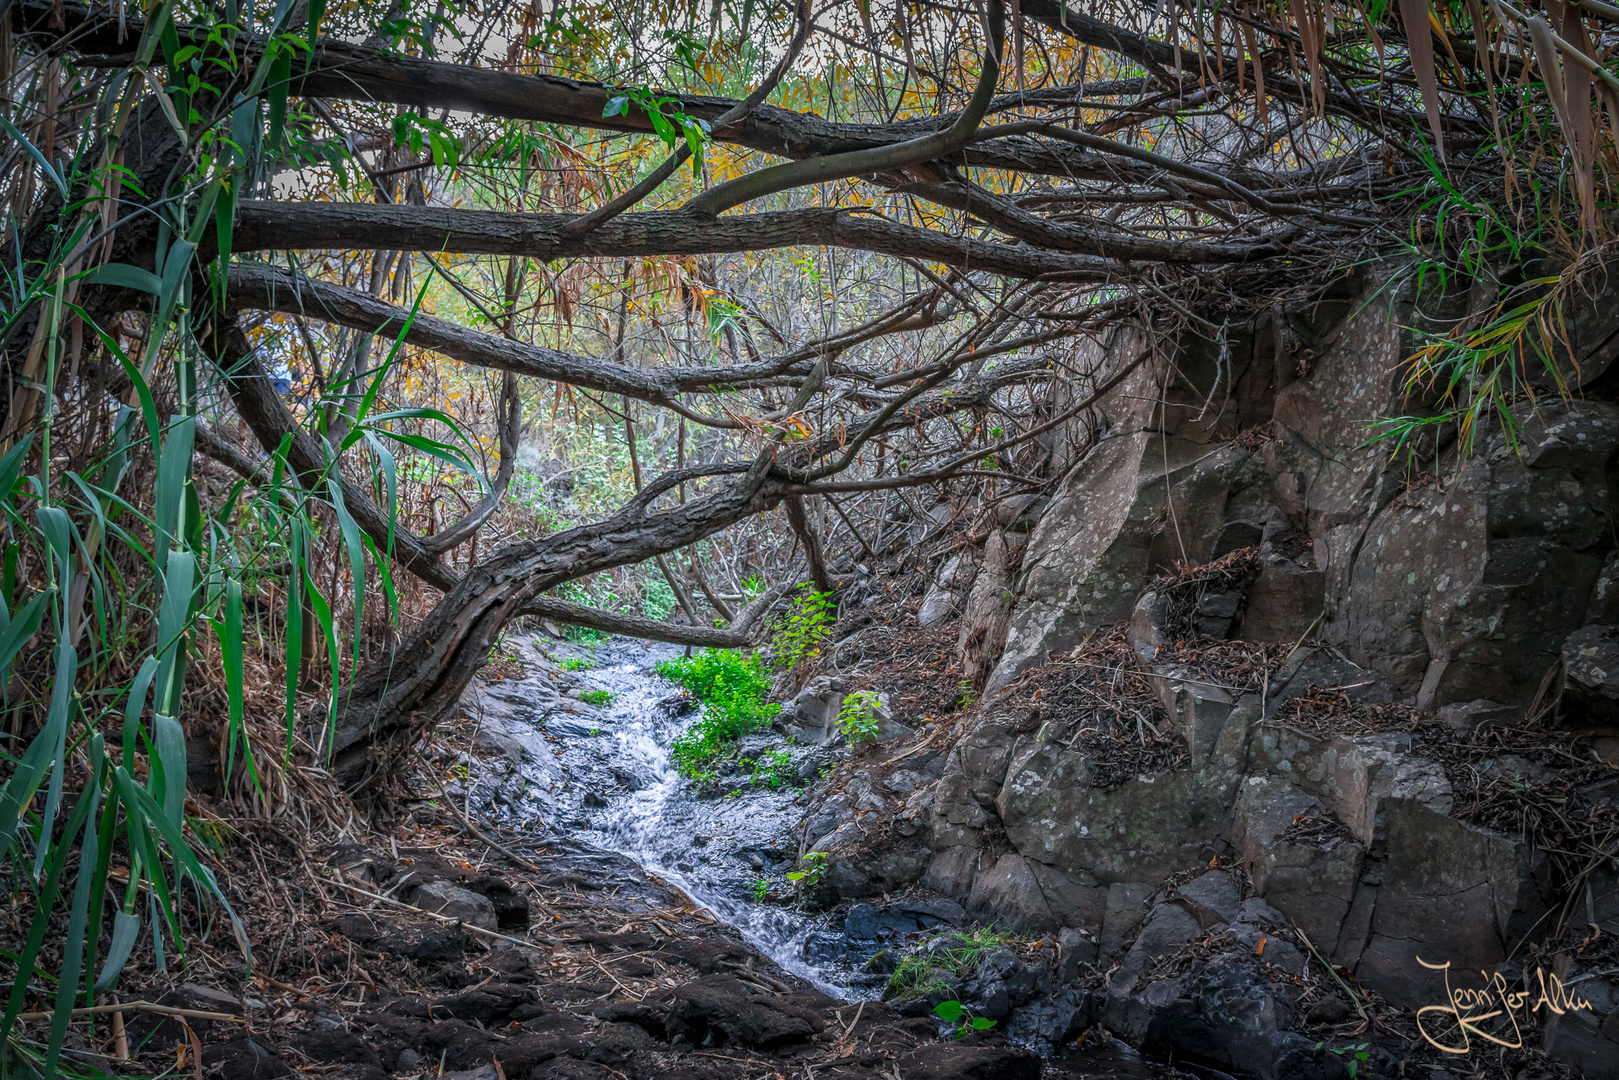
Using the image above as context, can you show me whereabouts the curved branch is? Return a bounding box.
[684,0,1005,216]
[202,319,460,592]
[422,370,519,553]
[228,262,681,402]
[519,583,792,647]
[567,0,814,236]
[232,202,1285,275]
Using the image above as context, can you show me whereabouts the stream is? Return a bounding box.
[461,634,860,995]
[460,633,1193,1079]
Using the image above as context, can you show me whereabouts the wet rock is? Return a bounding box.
[845,903,881,940]
[581,790,609,808]
[894,1042,1042,1080]
[663,974,826,1048]
[411,881,498,931]
[964,948,1038,1018]
[1105,950,1310,1080]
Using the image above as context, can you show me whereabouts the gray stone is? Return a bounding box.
[1173,870,1242,928]
[411,881,497,931]
[1099,883,1153,961]
[844,903,880,940]
[1197,590,1243,619]
[919,552,974,627]
[1116,902,1203,982]
[1057,927,1099,983]
[967,853,1055,930]
[774,675,849,744]
[1353,798,1544,1007]
[1238,559,1325,645]
[1129,591,1172,661]
[1435,698,1521,732]
[995,736,1228,885]
[1563,624,1619,724]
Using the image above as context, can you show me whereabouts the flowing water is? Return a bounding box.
[466,635,856,995]
[465,634,1194,1077]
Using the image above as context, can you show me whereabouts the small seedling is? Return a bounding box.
[933,1000,996,1039]
[560,657,594,671]
[837,691,881,747]
[749,878,770,902]
[579,689,614,706]
[786,851,829,888]
[1315,1042,1373,1080]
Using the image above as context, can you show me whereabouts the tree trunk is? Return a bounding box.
[784,494,835,597]
[328,467,788,789]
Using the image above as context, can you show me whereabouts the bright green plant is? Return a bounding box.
[771,588,835,673]
[786,851,829,888]
[560,657,594,671]
[933,1000,997,1039]
[749,878,770,902]
[579,689,614,706]
[641,574,677,620]
[837,691,882,747]
[886,927,1021,999]
[658,648,779,780]
[1316,1042,1373,1080]
[748,748,795,789]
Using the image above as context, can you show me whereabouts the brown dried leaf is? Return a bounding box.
[1399,0,1447,159]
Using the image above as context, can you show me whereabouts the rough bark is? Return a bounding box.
[520,584,790,648]
[203,320,461,591]
[783,495,836,597]
[330,468,789,788]
[230,202,1286,274]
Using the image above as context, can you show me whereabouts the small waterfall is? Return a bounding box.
[562,650,853,996]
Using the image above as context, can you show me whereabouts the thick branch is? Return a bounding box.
[232,203,1285,275]
[519,584,791,647]
[203,320,460,591]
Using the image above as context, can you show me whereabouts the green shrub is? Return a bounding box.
[886,927,1022,1000]
[641,574,676,620]
[657,648,780,780]
[748,748,795,789]
[579,689,614,706]
[560,657,594,671]
[837,690,882,747]
[770,588,835,673]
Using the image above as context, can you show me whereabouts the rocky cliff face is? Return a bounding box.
[801,267,1619,1075]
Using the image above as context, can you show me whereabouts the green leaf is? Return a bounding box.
[932,1000,965,1023]
[603,95,630,117]
[94,910,142,992]
[0,113,66,197]
[153,548,196,716]
[83,262,165,294]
